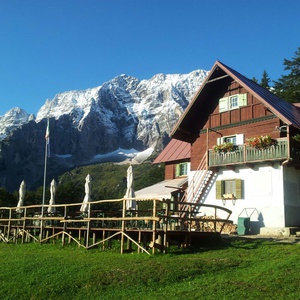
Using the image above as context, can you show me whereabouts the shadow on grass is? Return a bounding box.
[220,235,300,250]
[166,234,300,255]
[166,234,232,255]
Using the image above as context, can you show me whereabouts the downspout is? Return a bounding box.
[282,125,291,166]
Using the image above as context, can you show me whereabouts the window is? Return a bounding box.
[229,95,238,109]
[216,179,242,199]
[175,162,190,177]
[223,135,236,144]
[217,134,244,146]
[219,93,247,112]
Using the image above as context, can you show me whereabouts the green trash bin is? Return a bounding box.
[237,217,250,235]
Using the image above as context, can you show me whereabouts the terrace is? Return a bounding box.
[208,137,300,167]
[0,198,233,254]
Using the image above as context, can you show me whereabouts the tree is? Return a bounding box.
[273,47,300,103]
[260,70,271,89]
[0,187,16,206]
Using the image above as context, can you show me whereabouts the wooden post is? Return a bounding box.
[13,228,17,244]
[52,227,55,244]
[120,199,126,254]
[78,229,82,245]
[93,232,96,245]
[188,205,192,246]
[138,231,141,253]
[21,208,26,244]
[85,203,91,248]
[63,205,67,232]
[40,215,44,243]
[163,201,169,253]
[152,199,157,254]
[102,230,105,250]
[127,235,132,251]
[7,209,12,241]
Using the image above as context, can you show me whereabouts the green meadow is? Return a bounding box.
[0,237,300,300]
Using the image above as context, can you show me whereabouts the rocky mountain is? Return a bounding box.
[0,108,35,140]
[0,69,208,192]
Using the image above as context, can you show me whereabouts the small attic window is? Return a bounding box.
[219,93,247,112]
[229,95,238,109]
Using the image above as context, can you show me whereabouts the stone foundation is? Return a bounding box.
[259,227,300,237]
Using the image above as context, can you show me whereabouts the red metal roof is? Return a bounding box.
[153,139,190,164]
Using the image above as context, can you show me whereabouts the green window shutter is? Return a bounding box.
[235,179,242,199]
[217,137,224,145]
[219,97,228,112]
[175,164,180,177]
[238,93,247,106]
[216,180,223,199]
[235,134,244,145]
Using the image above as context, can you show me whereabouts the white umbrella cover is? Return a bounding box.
[80,174,92,213]
[47,179,57,214]
[16,180,26,213]
[124,165,136,210]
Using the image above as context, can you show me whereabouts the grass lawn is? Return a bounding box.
[0,237,300,300]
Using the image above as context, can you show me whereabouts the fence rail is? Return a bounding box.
[0,198,232,254]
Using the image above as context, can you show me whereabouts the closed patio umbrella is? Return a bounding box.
[47,179,57,214]
[16,180,26,213]
[124,165,136,210]
[80,174,92,213]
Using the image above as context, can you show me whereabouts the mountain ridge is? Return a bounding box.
[0,69,208,191]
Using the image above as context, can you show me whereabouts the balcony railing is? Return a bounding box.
[208,138,289,167]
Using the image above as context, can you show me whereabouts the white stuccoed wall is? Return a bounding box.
[189,162,287,229]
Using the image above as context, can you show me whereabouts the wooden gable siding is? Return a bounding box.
[165,163,175,180]
[191,117,281,170]
[206,81,273,129]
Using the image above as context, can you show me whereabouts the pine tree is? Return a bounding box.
[273,47,300,103]
[260,70,270,89]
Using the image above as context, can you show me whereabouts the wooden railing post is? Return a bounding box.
[152,200,157,254]
[85,203,91,248]
[7,209,12,241]
[120,199,126,254]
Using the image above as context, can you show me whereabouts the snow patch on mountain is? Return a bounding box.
[85,147,154,165]
[36,87,101,125]
[0,107,35,140]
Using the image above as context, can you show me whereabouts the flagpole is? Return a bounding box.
[42,118,49,217]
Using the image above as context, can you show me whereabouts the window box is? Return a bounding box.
[213,142,239,154]
[246,135,277,150]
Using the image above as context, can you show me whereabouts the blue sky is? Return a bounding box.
[0,0,299,116]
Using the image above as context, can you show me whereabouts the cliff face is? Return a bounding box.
[0,69,208,191]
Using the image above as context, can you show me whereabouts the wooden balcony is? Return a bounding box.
[208,138,291,167]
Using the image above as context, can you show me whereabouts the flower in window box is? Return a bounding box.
[292,134,300,142]
[223,193,235,199]
[213,142,239,153]
[246,135,277,150]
